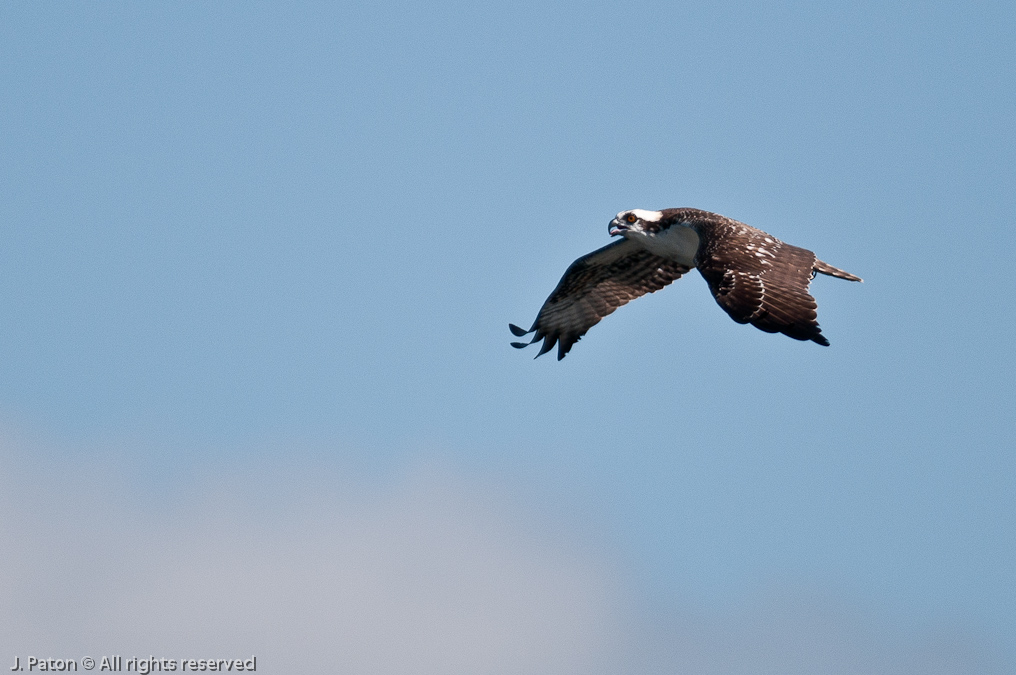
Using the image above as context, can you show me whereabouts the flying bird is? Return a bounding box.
[510,208,861,359]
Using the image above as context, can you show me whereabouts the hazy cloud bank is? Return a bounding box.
[0,431,1003,674]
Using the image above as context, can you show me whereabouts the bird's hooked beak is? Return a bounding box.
[608,218,628,237]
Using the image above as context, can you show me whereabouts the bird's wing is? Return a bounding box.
[696,233,831,345]
[510,239,690,359]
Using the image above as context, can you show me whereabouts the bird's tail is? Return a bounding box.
[814,259,862,282]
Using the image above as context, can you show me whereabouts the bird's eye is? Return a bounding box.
[626,214,637,223]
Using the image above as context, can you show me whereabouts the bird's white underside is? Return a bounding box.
[629,221,700,267]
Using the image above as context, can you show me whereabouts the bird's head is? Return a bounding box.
[608,209,663,237]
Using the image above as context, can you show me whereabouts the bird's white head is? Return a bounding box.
[608,209,663,236]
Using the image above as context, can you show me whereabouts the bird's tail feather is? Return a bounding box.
[814,259,862,282]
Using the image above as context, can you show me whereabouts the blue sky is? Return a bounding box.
[2,2,1014,672]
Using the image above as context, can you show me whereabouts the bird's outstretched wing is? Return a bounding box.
[696,232,848,345]
[510,239,690,359]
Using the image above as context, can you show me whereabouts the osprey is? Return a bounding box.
[510,208,861,359]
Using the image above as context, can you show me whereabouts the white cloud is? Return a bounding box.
[0,431,1006,674]
[0,433,625,675]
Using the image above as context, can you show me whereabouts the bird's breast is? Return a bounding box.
[635,223,700,267]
